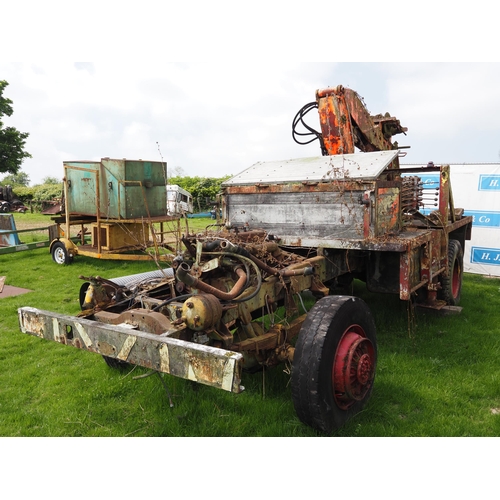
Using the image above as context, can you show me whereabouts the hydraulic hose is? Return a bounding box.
[280,266,314,277]
[176,262,248,301]
[202,251,263,303]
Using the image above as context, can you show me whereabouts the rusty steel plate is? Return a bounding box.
[222,150,399,186]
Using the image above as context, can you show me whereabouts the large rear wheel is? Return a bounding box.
[438,239,463,306]
[291,295,377,434]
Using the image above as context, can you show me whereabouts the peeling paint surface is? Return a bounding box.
[222,151,399,186]
[18,307,244,393]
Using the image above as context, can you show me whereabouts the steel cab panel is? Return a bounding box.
[221,150,401,246]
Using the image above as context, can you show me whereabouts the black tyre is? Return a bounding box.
[438,239,463,306]
[102,356,130,369]
[291,295,377,434]
[51,241,72,265]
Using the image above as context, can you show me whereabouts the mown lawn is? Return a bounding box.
[1,213,500,437]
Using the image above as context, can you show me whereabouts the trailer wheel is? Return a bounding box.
[51,241,72,265]
[291,295,377,434]
[438,239,463,306]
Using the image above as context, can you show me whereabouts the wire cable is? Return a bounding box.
[292,101,327,155]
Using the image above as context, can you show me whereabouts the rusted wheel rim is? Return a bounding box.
[333,326,375,410]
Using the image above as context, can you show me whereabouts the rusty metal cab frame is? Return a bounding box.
[221,150,472,305]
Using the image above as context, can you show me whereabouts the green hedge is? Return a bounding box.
[14,183,63,203]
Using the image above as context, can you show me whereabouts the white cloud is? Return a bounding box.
[118,122,153,152]
[386,63,500,136]
[2,62,500,185]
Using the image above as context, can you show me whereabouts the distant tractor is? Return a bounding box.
[0,185,27,213]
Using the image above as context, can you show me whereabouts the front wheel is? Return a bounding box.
[291,295,377,434]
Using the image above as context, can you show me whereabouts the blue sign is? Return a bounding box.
[479,175,500,191]
[464,211,500,228]
[471,247,500,266]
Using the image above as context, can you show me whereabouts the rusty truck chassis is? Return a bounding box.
[18,161,472,390]
[17,87,473,433]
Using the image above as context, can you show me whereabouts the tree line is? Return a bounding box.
[168,174,231,212]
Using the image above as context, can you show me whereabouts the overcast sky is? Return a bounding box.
[1,0,499,188]
[2,62,500,186]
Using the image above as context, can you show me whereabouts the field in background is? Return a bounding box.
[1,213,500,436]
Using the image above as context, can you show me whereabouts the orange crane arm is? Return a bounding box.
[316,85,407,155]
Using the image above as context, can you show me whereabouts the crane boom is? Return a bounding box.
[316,85,407,155]
[293,85,407,165]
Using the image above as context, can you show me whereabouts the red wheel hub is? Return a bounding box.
[333,327,375,409]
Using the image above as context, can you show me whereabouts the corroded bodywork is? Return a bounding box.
[64,158,168,219]
[222,151,402,241]
[316,86,407,156]
[18,306,244,393]
[222,152,472,303]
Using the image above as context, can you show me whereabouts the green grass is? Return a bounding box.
[1,213,500,436]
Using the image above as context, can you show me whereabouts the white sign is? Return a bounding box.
[405,163,500,277]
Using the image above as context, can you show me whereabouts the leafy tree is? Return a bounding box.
[42,176,61,185]
[0,80,31,175]
[13,180,63,210]
[169,175,231,211]
[1,170,30,187]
